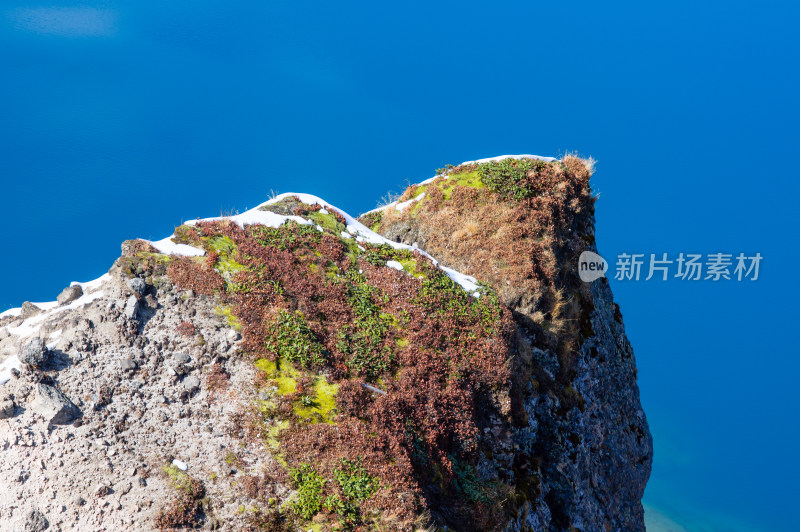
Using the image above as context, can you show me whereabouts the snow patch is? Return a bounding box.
[0,355,21,386]
[0,308,21,319]
[7,290,105,338]
[460,154,558,165]
[148,237,206,257]
[186,208,310,230]
[70,273,111,291]
[386,260,404,271]
[262,193,483,296]
[395,192,425,212]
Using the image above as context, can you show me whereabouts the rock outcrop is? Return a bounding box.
[0,155,651,531]
[368,155,652,531]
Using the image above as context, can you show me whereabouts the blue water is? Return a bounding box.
[2,2,798,529]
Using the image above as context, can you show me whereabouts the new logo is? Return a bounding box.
[578,251,608,282]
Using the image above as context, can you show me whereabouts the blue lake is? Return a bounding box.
[1,2,798,530]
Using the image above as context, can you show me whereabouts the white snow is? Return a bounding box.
[0,307,21,319]
[386,260,404,271]
[147,205,313,258]
[1,273,111,322]
[148,236,206,257]
[1,301,59,320]
[7,289,105,339]
[459,154,557,165]
[187,208,310,231]
[394,192,425,211]
[0,355,21,386]
[261,193,484,297]
[70,273,111,291]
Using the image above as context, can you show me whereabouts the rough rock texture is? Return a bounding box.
[20,302,42,320]
[373,158,653,531]
[57,286,83,306]
[0,261,274,531]
[19,338,48,368]
[29,383,81,425]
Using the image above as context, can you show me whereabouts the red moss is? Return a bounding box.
[176,321,195,337]
[158,212,518,528]
[167,258,225,295]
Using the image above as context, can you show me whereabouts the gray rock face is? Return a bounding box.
[24,508,49,531]
[124,295,140,320]
[0,398,15,419]
[376,205,653,532]
[504,276,652,532]
[19,338,48,368]
[173,352,191,365]
[169,352,192,376]
[127,277,146,295]
[29,383,81,425]
[182,375,200,393]
[119,357,137,372]
[20,302,42,320]
[57,285,83,305]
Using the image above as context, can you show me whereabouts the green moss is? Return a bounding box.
[255,358,300,395]
[438,170,484,200]
[172,224,201,246]
[267,421,289,460]
[256,358,338,424]
[293,377,338,423]
[358,210,383,232]
[361,243,413,267]
[251,220,321,250]
[207,235,236,255]
[162,464,196,494]
[215,256,246,276]
[214,305,242,331]
[307,210,347,235]
[398,258,424,279]
[407,170,485,213]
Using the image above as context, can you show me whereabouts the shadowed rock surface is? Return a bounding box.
[370,156,652,531]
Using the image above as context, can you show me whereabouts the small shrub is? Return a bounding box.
[167,258,225,295]
[477,158,551,200]
[288,464,326,520]
[155,466,206,529]
[358,210,383,231]
[177,321,195,337]
[205,363,230,394]
[264,310,325,369]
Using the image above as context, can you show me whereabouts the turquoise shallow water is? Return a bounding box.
[2,2,799,530]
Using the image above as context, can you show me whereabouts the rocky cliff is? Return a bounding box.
[0,155,651,531]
